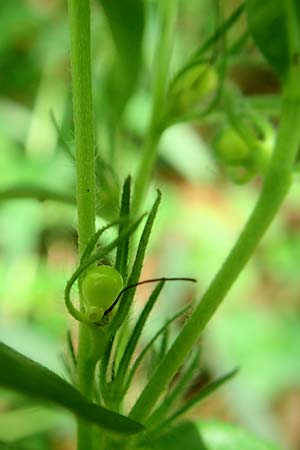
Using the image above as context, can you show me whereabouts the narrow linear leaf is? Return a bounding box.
[163,368,238,427]
[50,111,75,161]
[115,281,165,388]
[0,342,143,435]
[175,3,244,79]
[80,218,124,264]
[123,306,191,396]
[67,330,76,367]
[157,326,169,362]
[109,191,162,335]
[99,336,114,402]
[146,350,200,429]
[115,176,131,279]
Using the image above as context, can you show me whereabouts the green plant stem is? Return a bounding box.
[132,0,178,215]
[129,66,300,422]
[67,0,96,448]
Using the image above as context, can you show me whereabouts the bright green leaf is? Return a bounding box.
[0,342,143,435]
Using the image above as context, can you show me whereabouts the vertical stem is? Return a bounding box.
[129,65,300,422]
[67,0,96,448]
[132,0,178,214]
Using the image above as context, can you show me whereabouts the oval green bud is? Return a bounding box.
[214,127,250,165]
[168,63,219,116]
[82,265,123,323]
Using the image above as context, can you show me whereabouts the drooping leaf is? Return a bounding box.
[245,0,300,78]
[98,0,145,119]
[0,342,143,435]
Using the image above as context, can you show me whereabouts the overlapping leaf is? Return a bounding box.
[0,342,143,435]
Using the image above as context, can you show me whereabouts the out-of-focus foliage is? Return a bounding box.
[139,420,282,450]
[1,0,300,449]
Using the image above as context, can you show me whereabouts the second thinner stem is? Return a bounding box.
[129,66,300,422]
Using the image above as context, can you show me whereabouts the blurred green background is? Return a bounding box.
[0,1,300,449]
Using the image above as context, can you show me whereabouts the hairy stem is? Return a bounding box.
[130,65,300,422]
[132,0,178,214]
[67,0,96,448]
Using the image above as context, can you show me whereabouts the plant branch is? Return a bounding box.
[129,64,300,422]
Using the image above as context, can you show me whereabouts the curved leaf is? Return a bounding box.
[245,0,300,78]
[0,342,143,435]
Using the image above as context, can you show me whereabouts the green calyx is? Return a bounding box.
[167,63,219,117]
[82,265,124,323]
[214,127,250,165]
[214,125,273,184]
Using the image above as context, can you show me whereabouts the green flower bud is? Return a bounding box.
[214,127,250,166]
[168,63,219,116]
[82,265,123,323]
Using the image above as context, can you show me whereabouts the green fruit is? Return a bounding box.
[215,127,250,165]
[82,265,123,323]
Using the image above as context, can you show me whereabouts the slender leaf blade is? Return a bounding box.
[109,191,162,335]
[0,342,143,435]
[146,351,200,428]
[164,368,238,427]
[123,306,190,395]
[116,281,165,387]
[115,176,131,279]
